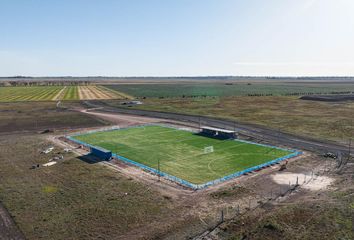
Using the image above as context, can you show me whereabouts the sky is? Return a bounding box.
[1,0,354,77]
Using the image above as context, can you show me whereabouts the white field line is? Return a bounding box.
[52,86,67,101]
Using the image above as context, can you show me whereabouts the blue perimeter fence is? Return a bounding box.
[67,124,302,190]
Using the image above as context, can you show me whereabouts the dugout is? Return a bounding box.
[200,126,237,139]
[90,146,112,160]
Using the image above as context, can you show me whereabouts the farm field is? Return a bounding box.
[0,85,130,102]
[105,82,354,98]
[0,86,64,102]
[72,125,292,184]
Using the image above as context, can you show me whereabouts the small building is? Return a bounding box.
[90,146,112,160]
[200,126,237,139]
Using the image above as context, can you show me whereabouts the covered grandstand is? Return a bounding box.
[200,126,237,139]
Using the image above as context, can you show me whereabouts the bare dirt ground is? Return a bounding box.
[271,172,334,191]
[81,108,163,126]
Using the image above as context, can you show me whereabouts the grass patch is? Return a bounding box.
[42,186,59,193]
[62,86,79,100]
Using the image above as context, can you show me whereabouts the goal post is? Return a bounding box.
[204,146,214,154]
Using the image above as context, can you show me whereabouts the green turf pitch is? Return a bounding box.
[73,125,292,184]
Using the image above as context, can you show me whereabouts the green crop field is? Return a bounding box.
[0,85,125,102]
[62,86,79,100]
[0,86,64,102]
[105,83,354,98]
[73,125,292,185]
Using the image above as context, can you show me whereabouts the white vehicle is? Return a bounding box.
[41,147,54,154]
[64,148,72,153]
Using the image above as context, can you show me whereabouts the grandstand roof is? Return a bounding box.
[201,126,235,134]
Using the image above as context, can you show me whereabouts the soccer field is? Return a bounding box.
[73,125,294,185]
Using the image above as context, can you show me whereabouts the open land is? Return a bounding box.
[73,125,291,184]
[0,78,353,239]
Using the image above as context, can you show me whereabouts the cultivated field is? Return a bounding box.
[72,125,291,184]
[105,82,354,98]
[0,86,64,102]
[0,85,130,102]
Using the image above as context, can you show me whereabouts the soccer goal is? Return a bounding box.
[204,146,214,154]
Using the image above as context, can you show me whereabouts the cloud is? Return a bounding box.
[302,0,318,12]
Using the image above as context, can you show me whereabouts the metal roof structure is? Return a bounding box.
[201,126,235,134]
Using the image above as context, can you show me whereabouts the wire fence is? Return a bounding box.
[192,158,336,240]
[66,124,302,190]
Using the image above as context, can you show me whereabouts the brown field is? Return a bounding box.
[77,85,128,100]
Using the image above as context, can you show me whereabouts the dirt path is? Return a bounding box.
[81,109,162,126]
[0,202,25,240]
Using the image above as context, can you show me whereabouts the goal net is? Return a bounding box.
[204,146,214,154]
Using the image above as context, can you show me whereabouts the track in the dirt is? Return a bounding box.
[82,101,350,155]
[0,202,25,240]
